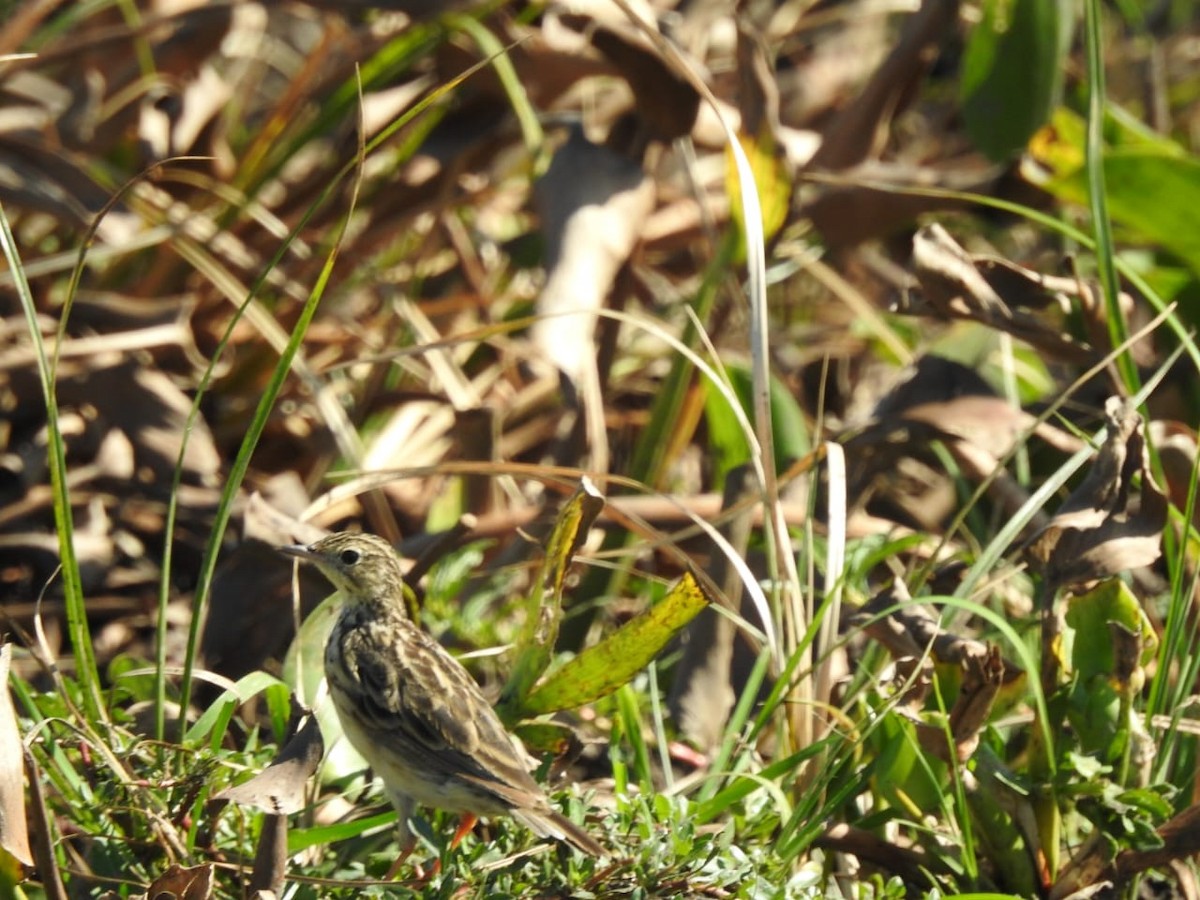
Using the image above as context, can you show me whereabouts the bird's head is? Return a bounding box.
[278,532,409,612]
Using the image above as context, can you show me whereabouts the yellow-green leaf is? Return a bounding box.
[498,478,604,718]
[726,127,791,264]
[518,571,712,716]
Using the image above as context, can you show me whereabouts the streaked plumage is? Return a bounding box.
[279,532,602,861]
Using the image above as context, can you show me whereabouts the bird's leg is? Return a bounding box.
[385,799,418,881]
[449,813,478,850]
[385,843,416,881]
[406,813,477,880]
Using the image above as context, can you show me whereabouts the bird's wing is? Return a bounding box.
[345,619,545,804]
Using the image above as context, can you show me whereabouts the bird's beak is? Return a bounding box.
[278,543,319,562]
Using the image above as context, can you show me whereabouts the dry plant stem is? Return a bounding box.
[23,748,66,900]
[1032,577,1062,884]
[669,464,756,747]
[814,823,940,890]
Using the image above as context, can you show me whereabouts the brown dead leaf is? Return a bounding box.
[588,23,700,147]
[138,863,214,900]
[1025,397,1168,592]
[0,643,33,875]
[212,710,322,896]
[809,0,957,170]
[532,126,655,385]
[914,642,1007,763]
[843,355,1081,532]
[249,814,287,897]
[905,224,1096,363]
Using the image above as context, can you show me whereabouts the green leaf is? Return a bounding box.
[280,589,370,782]
[961,0,1074,160]
[1064,578,1158,682]
[497,478,605,719]
[287,809,396,855]
[1028,108,1200,276]
[1063,578,1157,762]
[517,571,712,716]
[282,590,343,708]
[705,360,810,485]
[186,671,291,748]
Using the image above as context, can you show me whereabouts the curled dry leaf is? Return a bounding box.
[853,584,1024,763]
[1025,397,1168,593]
[214,709,324,815]
[134,863,214,900]
[905,223,1096,363]
[844,354,1081,533]
[588,22,700,148]
[0,643,33,875]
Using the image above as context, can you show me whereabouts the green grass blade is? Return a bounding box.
[0,201,103,723]
[1084,0,1138,395]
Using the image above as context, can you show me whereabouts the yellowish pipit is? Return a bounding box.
[279,532,603,868]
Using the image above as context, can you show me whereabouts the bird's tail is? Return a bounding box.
[512,806,606,858]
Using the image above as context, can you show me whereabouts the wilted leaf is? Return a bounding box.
[215,710,323,815]
[1025,397,1168,592]
[906,224,1096,363]
[511,720,582,758]
[498,478,604,718]
[518,570,712,716]
[0,644,33,875]
[853,584,1026,728]
[1063,578,1156,763]
[139,863,214,900]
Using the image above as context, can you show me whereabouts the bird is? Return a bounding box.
[278,531,604,873]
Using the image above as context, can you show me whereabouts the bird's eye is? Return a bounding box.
[340,548,361,566]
